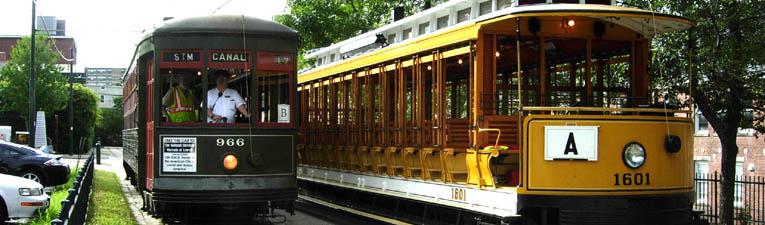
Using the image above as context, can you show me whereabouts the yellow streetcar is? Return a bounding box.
[296,1,697,224]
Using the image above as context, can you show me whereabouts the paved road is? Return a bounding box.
[66,147,346,225]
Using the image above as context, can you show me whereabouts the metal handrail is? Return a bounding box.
[522,106,692,114]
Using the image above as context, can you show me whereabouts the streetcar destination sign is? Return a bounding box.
[211,51,249,63]
[544,126,599,161]
[162,137,197,173]
[162,51,201,62]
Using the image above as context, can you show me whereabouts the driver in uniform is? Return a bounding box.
[207,70,251,123]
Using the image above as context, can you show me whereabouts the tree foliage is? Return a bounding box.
[0,34,69,120]
[276,0,446,69]
[53,84,99,153]
[622,1,765,224]
[96,97,123,146]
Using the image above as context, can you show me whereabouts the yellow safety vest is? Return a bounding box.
[167,87,195,122]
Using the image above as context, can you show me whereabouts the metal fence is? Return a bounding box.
[695,172,765,225]
[51,153,94,225]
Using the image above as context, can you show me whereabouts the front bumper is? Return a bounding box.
[44,165,70,186]
[518,193,694,225]
[7,194,49,224]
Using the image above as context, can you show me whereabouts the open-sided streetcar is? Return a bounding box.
[122,15,298,220]
[296,1,700,225]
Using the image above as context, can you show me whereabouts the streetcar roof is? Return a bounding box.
[298,3,692,83]
[151,15,298,39]
[481,4,693,37]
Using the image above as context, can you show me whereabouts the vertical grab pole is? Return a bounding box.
[515,17,523,186]
[688,28,694,120]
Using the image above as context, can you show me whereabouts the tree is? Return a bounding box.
[0,34,69,120]
[276,0,446,69]
[95,97,123,146]
[54,84,99,153]
[623,1,765,224]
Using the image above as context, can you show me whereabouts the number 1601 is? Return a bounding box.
[614,173,650,186]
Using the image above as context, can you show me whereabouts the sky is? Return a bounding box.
[0,0,288,71]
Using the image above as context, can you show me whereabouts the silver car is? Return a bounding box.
[0,173,50,224]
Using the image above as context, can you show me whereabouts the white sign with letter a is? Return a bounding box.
[544,126,599,161]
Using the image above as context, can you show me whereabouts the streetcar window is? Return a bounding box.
[159,69,203,124]
[591,40,631,107]
[207,69,252,125]
[546,38,588,107]
[495,36,540,115]
[255,71,291,124]
[444,54,470,119]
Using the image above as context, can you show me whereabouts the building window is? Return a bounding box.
[100,95,104,102]
[437,16,449,29]
[402,28,412,40]
[498,0,513,9]
[694,160,709,204]
[457,8,471,23]
[735,161,744,208]
[738,109,755,136]
[479,1,492,16]
[695,110,709,136]
[418,22,430,36]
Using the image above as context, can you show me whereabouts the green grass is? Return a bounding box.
[25,167,78,225]
[86,170,138,225]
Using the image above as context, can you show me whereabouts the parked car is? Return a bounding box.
[0,173,50,224]
[0,141,70,187]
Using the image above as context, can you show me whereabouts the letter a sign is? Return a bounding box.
[564,132,578,155]
[544,126,598,161]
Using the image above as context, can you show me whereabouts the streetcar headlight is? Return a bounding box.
[622,143,646,169]
[223,154,238,171]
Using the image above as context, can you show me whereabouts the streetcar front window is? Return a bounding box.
[255,71,291,125]
[159,69,204,124]
[206,68,252,125]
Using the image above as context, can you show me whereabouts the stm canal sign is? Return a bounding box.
[211,51,249,63]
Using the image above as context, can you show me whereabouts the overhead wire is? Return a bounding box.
[36,8,75,62]
[241,14,256,165]
[212,0,234,14]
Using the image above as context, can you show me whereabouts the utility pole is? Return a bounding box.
[69,48,74,154]
[28,0,36,148]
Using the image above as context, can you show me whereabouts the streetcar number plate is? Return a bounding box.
[451,188,467,202]
[614,173,651,186]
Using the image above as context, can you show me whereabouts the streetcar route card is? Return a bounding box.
[162,137,198,173]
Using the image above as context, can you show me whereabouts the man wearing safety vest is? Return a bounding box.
[162,75,197,122]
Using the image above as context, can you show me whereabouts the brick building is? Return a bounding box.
[0,35,76,68]
[693,110,764,177]
[693,110,764,210]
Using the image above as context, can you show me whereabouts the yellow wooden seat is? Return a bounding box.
[384,147,402,176]
[321,145,335,168]
[401,147,422,179]
[345,146,359,172]
[419,147,442,181]
[440,148,468,183]
[333,145,346,170]
[357,146,371,173]
[370,147,386,175]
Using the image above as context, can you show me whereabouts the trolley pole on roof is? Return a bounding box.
[28,0,36,148]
